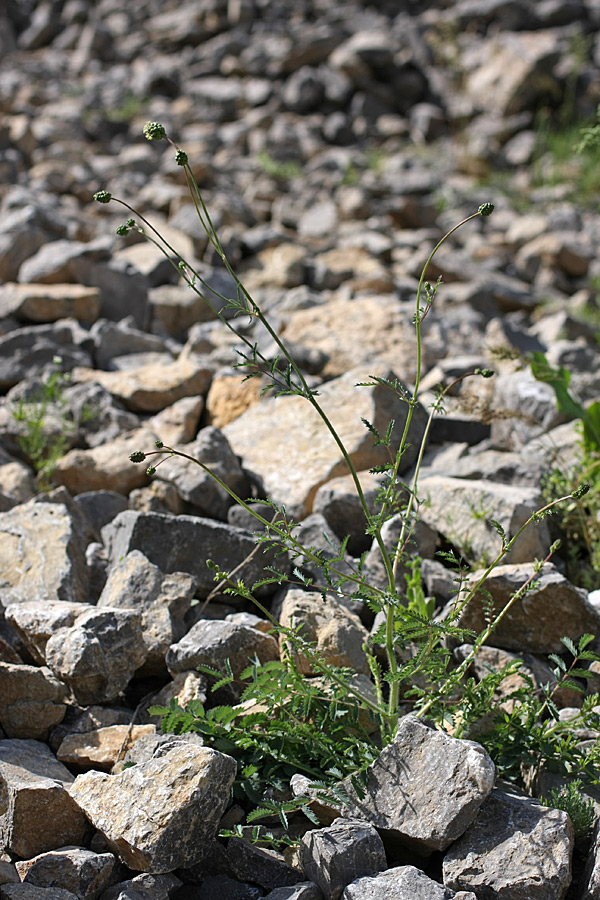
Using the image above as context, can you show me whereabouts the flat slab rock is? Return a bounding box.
[102,510,284,600]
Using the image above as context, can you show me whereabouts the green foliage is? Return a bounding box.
[101,123,600,847]
[9,360,80,490]
[541,779,596,843]
[255,151,302,181]
[530,351,600,587]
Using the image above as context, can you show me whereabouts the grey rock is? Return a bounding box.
[0,738,88,858]
[581,818,600,900]
[341,865,475,899]
[74,491,130,539]
[117,732,205,770]
[44,607,148,704]
[166,618,279,700]
[0,206,49,282]
[300,820,386,900]
[154,427,248,521]
[97,873,182,900]
[418,475,550,566]
[64,382,140,449]
[0,497,89,607]
[442,785,573,899]
[227,837,301,891]
[312,471,384,557]
[4,600,90,665]
[0,885,80,900]
[17,239,109,285]
[341,716,495,853]
[445,562,600,654]
[70,743,236,873]
[98,550,196,674]
[102,510,284,600]
[0,321,93,390]
[263,886,323,900]
[90,318,172,372]
[69,257,150,330]
[16,847,117,900]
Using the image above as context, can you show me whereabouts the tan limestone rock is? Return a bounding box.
[0,498,88,606]
[205,373,262,428]
[57,725,156,770]
[51,429,158,496]
[0,283,101,325]
[280,295,418,380]
[70,741,236,873]
[223,367,426,519]
[278,589,370,676]
[72,355,212,413]
[0,662,67,740]
[0,739,88,858]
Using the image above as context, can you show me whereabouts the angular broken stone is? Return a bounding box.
[0,498,89,606]
[0,739,88,858]
[0,885,81,899]
[442,785,574,900]
[98,550,196,675]
[51,429,158,496]
[70,740,236,873]
[0,282,101,325]
[102,510,284,600]
[263,885,324,900]
[153,426,249,521]
[300,819,387,900]
[73,354,213,413]
[15,846,117,899]
[97,872,183,900]
[0,662,67,740]
[57,724,156,771]
[223,367,426,520]
[418,474,550,566]
[227,837,302,892]
[278,589,370,676]
[342,865,476,899]
[166,619,279,700]
[44,607,148,705]
[445,562,600,654]
[4,600,90,665]
[341,716,495,853]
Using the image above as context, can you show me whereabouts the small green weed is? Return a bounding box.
[256,151,302,182]
[531,352,600,588]
[541,779,596,844]
[10,358,74,490]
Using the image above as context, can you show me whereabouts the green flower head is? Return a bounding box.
[175,148,188,166]
[143,121,167,141]
[93,190,112,204]
[116,224,129,236]
[478,202,494,217]
[129,450,146,463]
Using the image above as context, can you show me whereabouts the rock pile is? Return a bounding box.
[2,0,600,897]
